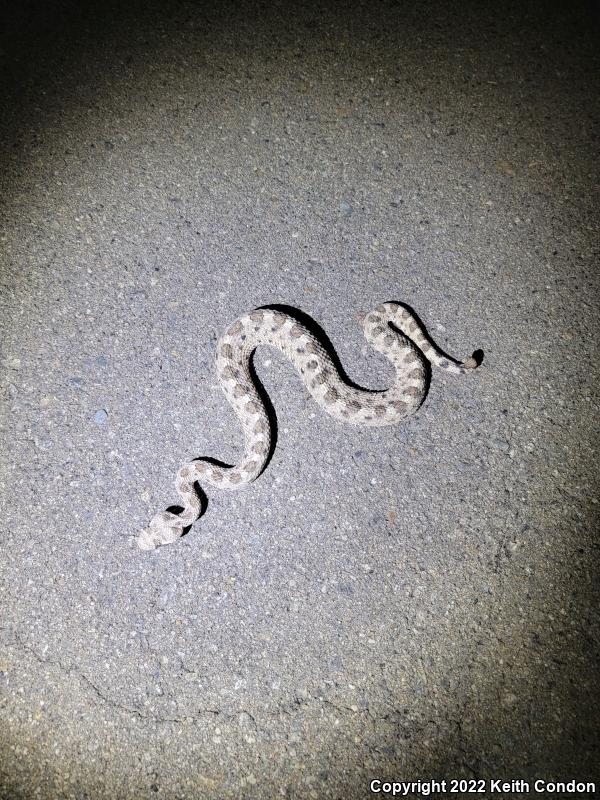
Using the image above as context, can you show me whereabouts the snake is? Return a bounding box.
[137,302,479,550]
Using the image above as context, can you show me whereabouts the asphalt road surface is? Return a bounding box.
[0,1,598,798]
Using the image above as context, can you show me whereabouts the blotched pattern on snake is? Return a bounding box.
[138,302,479,550]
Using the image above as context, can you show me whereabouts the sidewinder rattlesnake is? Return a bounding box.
[138,302,479,550]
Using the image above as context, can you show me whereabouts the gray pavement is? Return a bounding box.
[0,1,599,798]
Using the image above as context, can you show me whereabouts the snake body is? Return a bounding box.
[138,302,478,550]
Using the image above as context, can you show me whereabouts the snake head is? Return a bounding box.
[137,529,159,550]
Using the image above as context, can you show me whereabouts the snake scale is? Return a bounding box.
[138,302,479,550]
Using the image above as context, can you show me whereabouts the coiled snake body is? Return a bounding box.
[138,302,478,550]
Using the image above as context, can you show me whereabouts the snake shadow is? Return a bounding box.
[171,302,483,538]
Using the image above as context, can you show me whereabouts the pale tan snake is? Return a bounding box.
[138,302,479,550]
